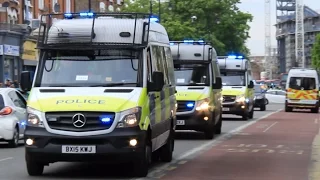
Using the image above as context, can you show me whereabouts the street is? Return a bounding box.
[0,104,286,180]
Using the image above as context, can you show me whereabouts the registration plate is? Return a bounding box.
[62,145,96,154]
[223,108,230,111]
[177,120,185,125]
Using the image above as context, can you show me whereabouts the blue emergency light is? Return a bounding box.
[186,102,195,108]
[183,40,205,44]
[227,54,244,59]
[150,15,160,23]
[64,12,94,19]
[99,115,113,125]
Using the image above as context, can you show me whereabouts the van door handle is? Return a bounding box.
[155,96,160,99]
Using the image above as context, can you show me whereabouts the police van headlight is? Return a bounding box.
[27,107,44,127]
[196,98,210,111]
[117,107,141,128]
[236,95,246,103]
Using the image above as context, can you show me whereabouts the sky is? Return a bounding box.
[238,0,319,56]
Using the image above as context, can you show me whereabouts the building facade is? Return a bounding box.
[276,1,320,73]
[0,0,124,82]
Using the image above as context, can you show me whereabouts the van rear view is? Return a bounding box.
[285,68,319,113]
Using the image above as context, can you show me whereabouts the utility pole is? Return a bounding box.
[295,0,305,67]
[89,0,92,12]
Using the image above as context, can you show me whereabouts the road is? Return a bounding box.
[0,104,282,180]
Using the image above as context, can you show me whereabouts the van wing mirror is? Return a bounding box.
[149,71,164,92]
[20,71,32,91]
[248,80,254,88]
[213,77,222,89]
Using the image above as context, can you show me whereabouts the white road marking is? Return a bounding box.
[133,109,282,180]
[315,119,318,124]
[263,122,278,132]
[0,157,13,162]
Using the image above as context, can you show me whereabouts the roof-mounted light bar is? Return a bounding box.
[170,40,208,46]
[64,12,95,19]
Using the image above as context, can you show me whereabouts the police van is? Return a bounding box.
[19,12,176,177]
[285,67,319,113]
[218,55,255,120]
[170,40,223,139]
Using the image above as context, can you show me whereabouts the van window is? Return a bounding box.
[0,95,5,109]
[164,47,175,86]
[151,46,169,85]
[289,77,316,90]
[174,64,210,86]
[37,49,142,87]
[221,71,246,86]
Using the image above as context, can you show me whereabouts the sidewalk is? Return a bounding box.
[161,110,320,180]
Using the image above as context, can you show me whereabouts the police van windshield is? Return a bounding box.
[174,64,209,86]
[37,49,141,87]
[221,72,246,86]
[289,77,316,90]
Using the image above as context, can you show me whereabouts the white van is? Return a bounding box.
[285,67,319,113]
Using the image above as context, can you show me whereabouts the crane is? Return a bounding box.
[264,0,272,79]
[295,0,305,67]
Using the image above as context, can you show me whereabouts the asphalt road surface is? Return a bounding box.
[0,104,283,180]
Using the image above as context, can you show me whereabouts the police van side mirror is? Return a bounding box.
[20,71,32,91]
[248,80,254,88]
[149,71,164,92]
[213,77,222,89]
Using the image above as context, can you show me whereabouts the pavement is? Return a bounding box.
[0,103,314,180]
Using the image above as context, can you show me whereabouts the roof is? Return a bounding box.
[170,43,216,61]
[45,18,169,47]
[276,6,320,24]
[288,68,318,76]
[217,58,250,71]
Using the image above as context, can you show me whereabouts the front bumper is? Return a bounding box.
[175,110,212,131]
[254,98,266,107]
[24,126,146,163]
[0,128,13,141]
[222,102,247,116]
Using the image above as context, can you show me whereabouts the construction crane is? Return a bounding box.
[264,0,272,79]
[295,0,305,67]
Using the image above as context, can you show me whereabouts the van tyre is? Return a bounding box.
[215,114,222,134]
[204,119,215,139]
[285,106,292,112]
[159,128,174,162]
[311,107,319,113]
[8,127,19,148]
[260,105,266,111]
[26,153,44,176]
[248,107,254,119]
[133,144,151,177]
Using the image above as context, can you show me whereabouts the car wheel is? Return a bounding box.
[8,127,19,148]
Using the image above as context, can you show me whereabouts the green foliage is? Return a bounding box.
[122,0,253,56]
[312,34,320,70]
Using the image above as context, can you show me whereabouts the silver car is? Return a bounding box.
[0,88,27,147]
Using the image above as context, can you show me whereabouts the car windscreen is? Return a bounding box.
[0,95,5,109]
[37,49,141,87]
[289,77,316,90]
[220,71,246,86]
[174,64,210,86]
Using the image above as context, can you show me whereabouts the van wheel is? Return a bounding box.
[260,105,266,111]
[204,119,215,139]
[215,114,222,134]
[159,129,174,162]
[133,144,151,177]
[8,127,19,148]
[248,107,254,119]
[285,106,292,112]
[26,153,44,176]
[311,107,319,113]
[242,110,249,120]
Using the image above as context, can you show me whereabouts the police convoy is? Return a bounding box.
[18,12,250,177]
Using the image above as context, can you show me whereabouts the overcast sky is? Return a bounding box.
[238,0,319,56]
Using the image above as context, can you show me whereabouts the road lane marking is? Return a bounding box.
[263,122,278,132]
[133,109,283,180]
[0,157,13,162]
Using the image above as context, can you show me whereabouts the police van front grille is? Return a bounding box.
[223,95,236,103]
[177,101,195,112]
[45,112,115,132]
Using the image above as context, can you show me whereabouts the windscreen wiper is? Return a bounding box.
[90,83,138,87]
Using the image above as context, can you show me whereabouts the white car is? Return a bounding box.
[0,88,27,147]
[265,89,286,104]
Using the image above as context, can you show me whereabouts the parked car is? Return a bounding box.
[254,85,268,111]
[265,89,286,104]
[0,88,27,147]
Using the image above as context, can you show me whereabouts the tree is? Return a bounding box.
[122,0,253,56]
[311,34,320,71]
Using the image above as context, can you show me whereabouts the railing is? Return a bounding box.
[0,23,27,33]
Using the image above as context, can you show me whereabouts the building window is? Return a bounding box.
[38,0,44,9]
[66,0,71,13]
[52,0,58,12]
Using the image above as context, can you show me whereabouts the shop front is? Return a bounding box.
[22,39,38,80]
[0,44,20,82]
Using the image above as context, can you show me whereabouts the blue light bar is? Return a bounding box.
[237,56,243,59]
[186,102,195,108]
[64,13,72,18]
[183,40,206,44]
[170,42,174,46]
[228,55,237,59]
[184,40,194,43]
[99,115,113,125]
[80,12,94,17]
